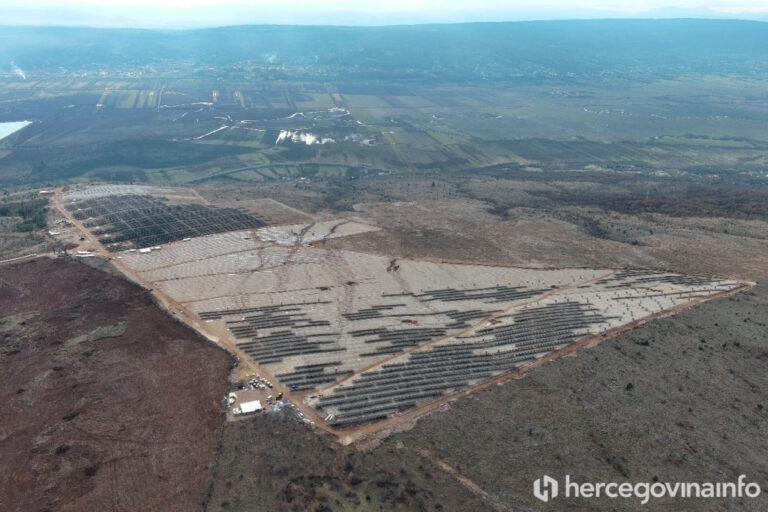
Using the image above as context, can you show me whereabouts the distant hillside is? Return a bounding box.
[2,19,768,81]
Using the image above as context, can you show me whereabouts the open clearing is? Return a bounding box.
[56,184,751,440]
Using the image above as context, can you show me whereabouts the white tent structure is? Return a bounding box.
[238,400,262,414]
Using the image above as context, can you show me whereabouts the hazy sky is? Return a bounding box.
[2,0,768,27]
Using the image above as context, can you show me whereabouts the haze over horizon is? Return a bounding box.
[2,0,768,28]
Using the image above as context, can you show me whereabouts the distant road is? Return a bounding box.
[188,162,392,183]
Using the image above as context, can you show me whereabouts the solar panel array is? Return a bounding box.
[67,194,265,250]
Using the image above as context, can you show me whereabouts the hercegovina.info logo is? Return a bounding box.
[533,474,762,505]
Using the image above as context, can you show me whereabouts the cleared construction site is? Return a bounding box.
[57,184,751,436]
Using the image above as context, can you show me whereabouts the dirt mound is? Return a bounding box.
[0,257,232,512]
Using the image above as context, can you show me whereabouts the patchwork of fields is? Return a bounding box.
[5,75,768,187]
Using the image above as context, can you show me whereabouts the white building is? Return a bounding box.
[238,400,263,414]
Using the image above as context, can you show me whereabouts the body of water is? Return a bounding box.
[0,121,32,141]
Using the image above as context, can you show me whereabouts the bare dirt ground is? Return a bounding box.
[324,199,768,281]
[198,184,317,225]
[233,175,768,282]
[0,257,232,512]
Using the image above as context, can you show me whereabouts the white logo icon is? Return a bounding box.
[534,475,559,502]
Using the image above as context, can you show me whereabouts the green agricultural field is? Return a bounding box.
[116,90,139,108]
[343,94,393,109]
